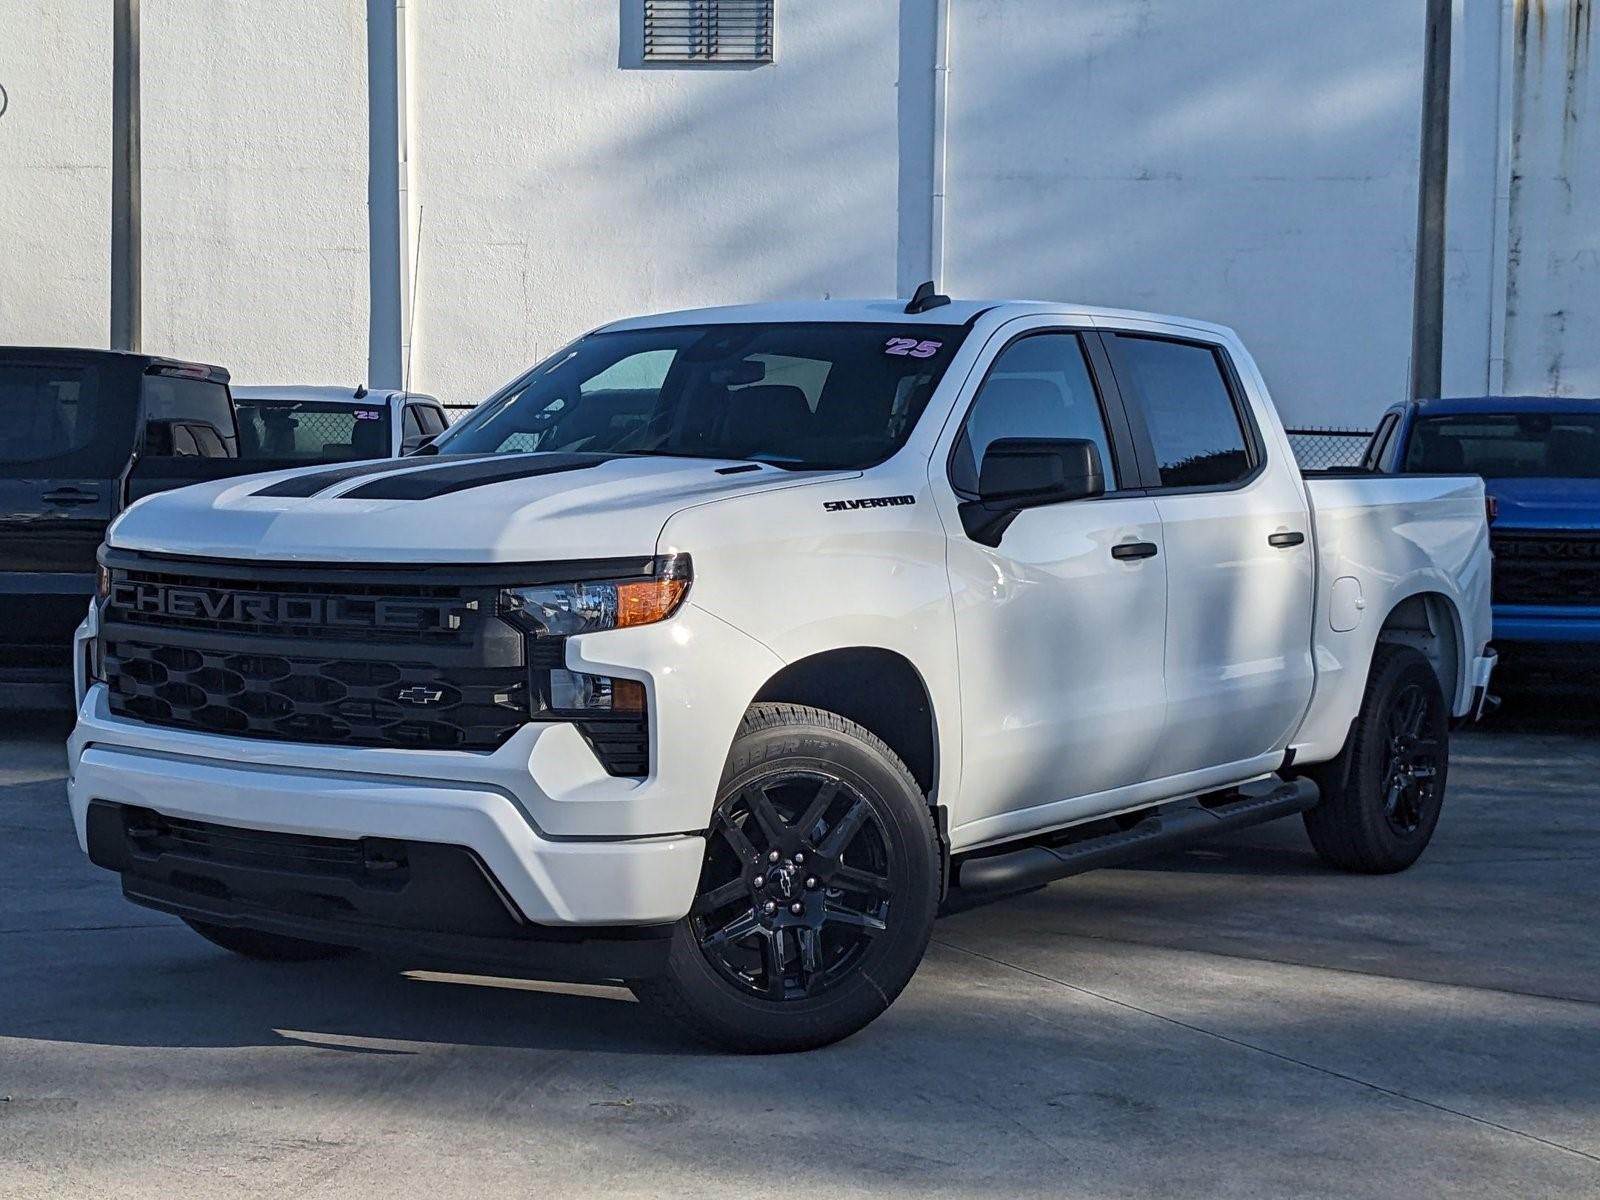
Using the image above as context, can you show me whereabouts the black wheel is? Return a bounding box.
[1303,644,1450,873]
[634,703,939,1053]
[182,918,351,962]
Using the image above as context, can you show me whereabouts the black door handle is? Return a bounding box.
[1111,541,1159,561]
[42,489,100,505]
[1268,531,1306,548]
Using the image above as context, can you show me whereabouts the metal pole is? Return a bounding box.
[110,0,141,351]
[366,0,404,389]
[1410,0,1452,400]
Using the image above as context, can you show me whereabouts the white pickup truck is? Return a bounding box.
[69,295,1495,1052]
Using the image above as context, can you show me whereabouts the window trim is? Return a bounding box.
[944,327,1143,503]
[1100,331,1266,495]
[1364,411,1401,472]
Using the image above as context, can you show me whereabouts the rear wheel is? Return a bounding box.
[182,918,351,962]
[634,703,939,1053]
[1303,644,1450,873]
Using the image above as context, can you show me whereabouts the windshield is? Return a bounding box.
[1406,412,1600,479]
[435,322,968,470]
[236,398,392,460]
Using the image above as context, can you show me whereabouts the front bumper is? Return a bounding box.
[84,800,676,981]
[68,720,706,928]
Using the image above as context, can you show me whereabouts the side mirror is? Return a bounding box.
[401,433,435,455]
[962,437,1105,546]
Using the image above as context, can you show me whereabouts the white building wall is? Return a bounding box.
[940,0,1432,426]
[0,2,1596,423]
[407,0,902,404]
[0,2,112,348]
[1498,0,1600,396]
[139,1,370,383]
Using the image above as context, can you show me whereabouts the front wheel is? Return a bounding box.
[1303,644,1451,873]
[633,703,940,1053]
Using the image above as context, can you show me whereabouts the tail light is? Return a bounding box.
[1485,495,1499,525]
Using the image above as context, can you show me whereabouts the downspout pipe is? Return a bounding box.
[366,0,407,389]
[1410,0,1453,400]
[111,0,141,352]
[928,0,950,290]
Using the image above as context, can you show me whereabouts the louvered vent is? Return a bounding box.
[643,0,775,63]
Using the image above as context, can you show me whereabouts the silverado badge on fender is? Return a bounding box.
[823,494,916,512]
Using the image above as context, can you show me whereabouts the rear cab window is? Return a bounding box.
[236,400,392,460]
[142,373,237,458]
[1405,412,1600,478]
[1107,334,1257,488]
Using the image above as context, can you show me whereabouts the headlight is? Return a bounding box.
[500,554,691,638]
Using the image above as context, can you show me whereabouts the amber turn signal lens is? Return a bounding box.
[615,577,690,629]
[610,678,647,712]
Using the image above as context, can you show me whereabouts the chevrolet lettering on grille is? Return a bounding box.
[109,581,471,633]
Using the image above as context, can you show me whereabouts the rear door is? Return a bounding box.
[0,354,135,671]
[1100,326,1316,778]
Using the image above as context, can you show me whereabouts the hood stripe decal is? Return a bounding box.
[338,452,618,500]
[250,455,490,499]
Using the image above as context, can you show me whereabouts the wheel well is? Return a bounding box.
[753,648,938,798]
[1377,592,1461,707]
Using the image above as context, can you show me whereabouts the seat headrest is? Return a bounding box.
[722,385,812,454]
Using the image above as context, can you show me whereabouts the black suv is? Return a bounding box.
[0,348,248,705]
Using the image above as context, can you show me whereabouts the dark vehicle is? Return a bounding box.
[1369,396,1600,670]
[1,348,283,705]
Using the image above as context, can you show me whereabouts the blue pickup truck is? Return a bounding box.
[1368,397,1600,657]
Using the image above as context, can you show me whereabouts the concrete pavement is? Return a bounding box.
[2,708,1598,1198]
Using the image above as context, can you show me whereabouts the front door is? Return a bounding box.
[937,326,1168,848]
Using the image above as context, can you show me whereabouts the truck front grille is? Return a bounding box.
[1491,530,1600,606]
[105,639,528,750]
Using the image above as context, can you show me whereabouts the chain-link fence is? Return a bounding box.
[1286,427,1373,471]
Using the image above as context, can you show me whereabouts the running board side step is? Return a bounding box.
[948,776,1320,906]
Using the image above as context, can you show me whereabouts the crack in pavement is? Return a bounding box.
[934,938,1600,1166]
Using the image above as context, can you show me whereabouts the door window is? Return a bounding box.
[403,407,425,440]
[0,364,108,468]
[1111,335,1253,488]
[951,333,1115,494]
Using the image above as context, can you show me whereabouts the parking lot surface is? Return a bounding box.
[3,707,1598,1198]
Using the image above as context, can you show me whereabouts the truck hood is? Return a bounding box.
[1485,475,1600,531]
[109,453,849,563]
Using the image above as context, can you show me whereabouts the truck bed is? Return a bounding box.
[1292,471,1494,762]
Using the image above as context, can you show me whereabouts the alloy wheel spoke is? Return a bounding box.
[760,930,787,998]
[715,814,759,865]
[815,797,871,860]
[705,908,761,950]
[796,926,824,995]
[696,876,750,915]
[742,785,788,847]
[794,780,842,844]
[822,903,887,936]
[829,862,892,895]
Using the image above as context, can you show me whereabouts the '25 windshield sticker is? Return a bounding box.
[883,337,943,358]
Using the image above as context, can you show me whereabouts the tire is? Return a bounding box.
[1302,644,1450,873]
[633,702,940,1053]
[182,918,352,962]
